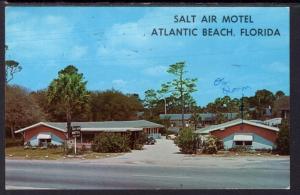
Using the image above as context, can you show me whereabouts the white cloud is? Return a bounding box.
[143,65,168,76]
[265,62,289,73]
[112,79,127,88]
[96,8,197,68]
[69,45,88,60]
[6,12,75,66]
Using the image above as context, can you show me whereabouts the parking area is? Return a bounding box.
[93,138,290,168]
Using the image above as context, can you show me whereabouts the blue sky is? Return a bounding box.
[5,7,289,106]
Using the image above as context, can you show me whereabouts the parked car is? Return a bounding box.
[146,137,156,145]
[167,134,177,140]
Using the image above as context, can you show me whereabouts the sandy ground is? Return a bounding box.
[6,138,289,167]
[83,138,290,167]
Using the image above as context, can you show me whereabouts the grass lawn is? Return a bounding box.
[193,150,281,157]
[5,146,124,160]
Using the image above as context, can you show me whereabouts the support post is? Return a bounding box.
[74,137,76,155]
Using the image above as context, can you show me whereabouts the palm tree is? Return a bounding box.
[47,65,89,138]
[191,112,202,130]
[254,89,275,119]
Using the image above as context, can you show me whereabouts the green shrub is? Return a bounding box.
[92,133,131,153]
[129,132,147,150]
[202,135,222,154]
[47,143,58,149]
[5,138,23,147]
[66,147,74,155]
[229,145,252,152]
[176,128,200,154]
[276,119,289,155]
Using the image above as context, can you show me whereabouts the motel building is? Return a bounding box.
[14,120,164,147]
[196,119,279,150]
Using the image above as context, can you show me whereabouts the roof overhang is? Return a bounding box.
[196,119,279,134]
[37,133,52,139]
[233,134,253,141]
[242,120,279,132]
[15,122,67,134]
[81,127,143,132]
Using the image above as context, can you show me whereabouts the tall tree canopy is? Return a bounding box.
[5,85,45,139]
[144,89,159,117]
[31,88,90,122]
[47,65,89,137]
[162,62,198,127]
[275,90,285,100]
[90,89,143,121]
[253,89,275,119]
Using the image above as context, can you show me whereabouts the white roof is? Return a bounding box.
[15,121,148,133]
[15,122,66,133]
[81,127,143,132]
[37,133,51,139]
[196,118,279,134]
[264,118,282,123]
[233,134,253,141]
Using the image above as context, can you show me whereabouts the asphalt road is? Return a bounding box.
[6,157,289,189]
[5,139,290,189]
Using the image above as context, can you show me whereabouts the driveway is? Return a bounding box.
[89,137,290,168]
[96,137,184,165]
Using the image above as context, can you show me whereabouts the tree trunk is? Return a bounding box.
[181,95,184,128]
[180,71,184,128]
[66,110,72,139]
[10,126,15,139]
[164,98,167,115]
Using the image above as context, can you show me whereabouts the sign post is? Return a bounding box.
[74,136,76,155]
[71,126,81,155]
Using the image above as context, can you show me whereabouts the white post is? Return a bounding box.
[74,137,76,155]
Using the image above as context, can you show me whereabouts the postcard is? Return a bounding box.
[4,6,290,189]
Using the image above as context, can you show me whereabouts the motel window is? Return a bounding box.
[235,141,252,146]
[38,139,51,147]
[235,141,243,146]
[39,139,51,143]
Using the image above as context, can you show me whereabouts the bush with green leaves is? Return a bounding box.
[129,132,147,150]
[229,145,252,153]
[202,135,223,154]
[276,119,289,155]
[65,147,74,155]
[176,128,200,154]
[92,133,131,153]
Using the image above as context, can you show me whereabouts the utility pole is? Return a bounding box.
[241,93,244,122]
[164,98,167,115]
